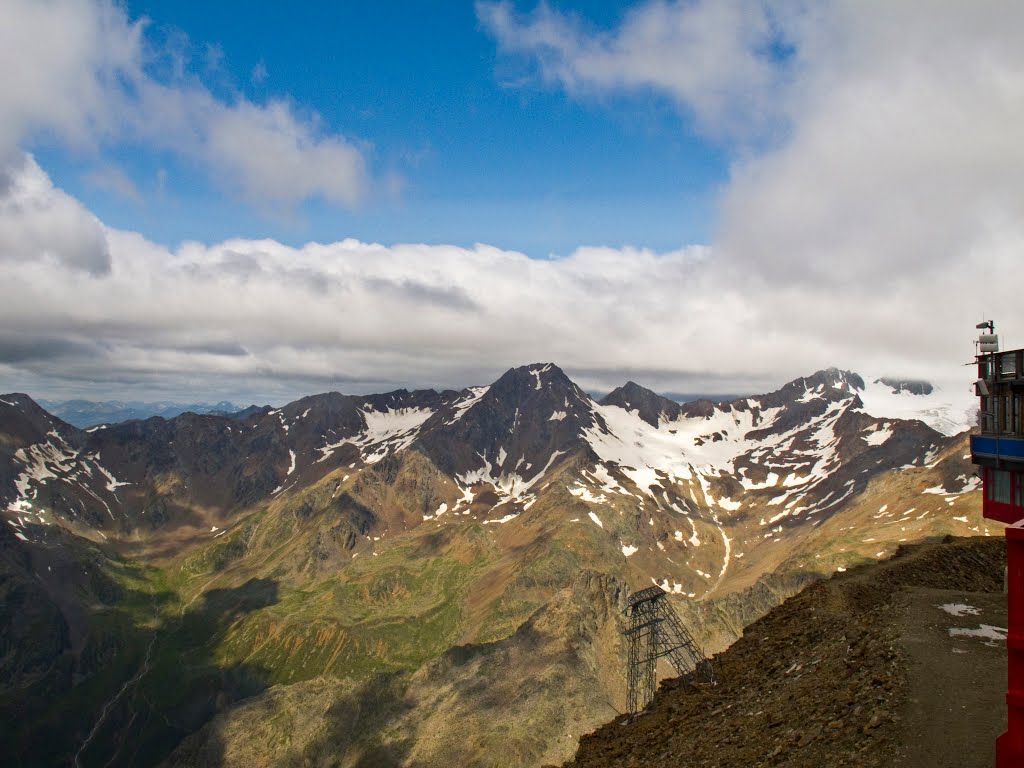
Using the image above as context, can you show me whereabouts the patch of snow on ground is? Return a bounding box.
[483,513,519,525]
[588,511,604,528]
[318,405,434,463]
[940,603,981,617]
[739,471,779,490]
[286,450,296,476]
[797,384,824,403]
[621,544,638,557]
[549,411,566,421]
[91,457,132,493]
[447,386,490,424]
[569,486,607,504]
[457,449,566,504]
[651,578,688,595]
[583,400,783,498]
[589,463,629,495]
[949,625,1007,643]
[529,365,549,390]
[862,423,893,446]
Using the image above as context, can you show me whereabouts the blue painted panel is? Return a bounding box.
[972,435,1024,460]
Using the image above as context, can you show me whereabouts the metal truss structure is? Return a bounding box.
[624,586,715,713]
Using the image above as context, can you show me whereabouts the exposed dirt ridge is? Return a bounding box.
[561,536,1006,768]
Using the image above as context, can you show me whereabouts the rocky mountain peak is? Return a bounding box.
[803,368,866,395]
[489,363,578,399]
[0,392,77,446]
[414,363,595,485]
[875,377,934,396]
[599,381,682,427]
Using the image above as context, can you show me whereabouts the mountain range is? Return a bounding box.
[0,364,992,767]
[36,399,251,429]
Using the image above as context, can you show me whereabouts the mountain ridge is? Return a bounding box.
[0,362,993,767]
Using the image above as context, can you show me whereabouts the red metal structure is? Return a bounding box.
[970,327,1024,767]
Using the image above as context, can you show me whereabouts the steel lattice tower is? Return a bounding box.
[624,586,715,713]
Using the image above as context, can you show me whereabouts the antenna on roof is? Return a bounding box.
[976,318,998,355]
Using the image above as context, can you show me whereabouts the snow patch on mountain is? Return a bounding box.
[862,423,893,446]
[583,401,784,497]
[457,449,567,507]
[856,377,975,436]
[446,386,489,425]
[318,405,434,463]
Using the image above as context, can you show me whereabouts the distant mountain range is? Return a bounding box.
[0,365,989,767]
[35,398,255,428]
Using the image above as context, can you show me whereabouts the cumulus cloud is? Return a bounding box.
[476,1,1024,381]
[0,155,110,274]
[0,159,736,401]
[0,0,368,207]
[0,154,1017,405]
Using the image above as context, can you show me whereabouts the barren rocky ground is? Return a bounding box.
[561,536,1006,768]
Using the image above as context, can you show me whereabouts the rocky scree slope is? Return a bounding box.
[562,535,1006,768]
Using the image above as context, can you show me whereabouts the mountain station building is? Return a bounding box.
[971,338,1024,767]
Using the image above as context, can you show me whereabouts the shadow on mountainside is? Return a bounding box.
[83,578,280,768]
[161,671,417,768]
[289,673,415,768]
[1,525,280,768]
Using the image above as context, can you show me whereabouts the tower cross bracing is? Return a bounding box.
[624,586,715,713]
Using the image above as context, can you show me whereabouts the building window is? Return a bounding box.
[981,397,993,432]
[1002,354,1018,378]
[1017,474,1024,509]
[989,469,1012,504]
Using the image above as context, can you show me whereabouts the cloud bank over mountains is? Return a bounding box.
[1,0,1022,402]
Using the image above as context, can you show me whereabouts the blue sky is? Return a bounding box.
[0,1,1021,404]
[32,1,725,256]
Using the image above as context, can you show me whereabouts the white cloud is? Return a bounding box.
[203,100,365,207]
[0,0,140,164]
[477,0,795,138]
[0,155,110,275]
[1,2,1022,404]
[0,0,368,208]
[475,1,1024,383]
[0,159,1011,406]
